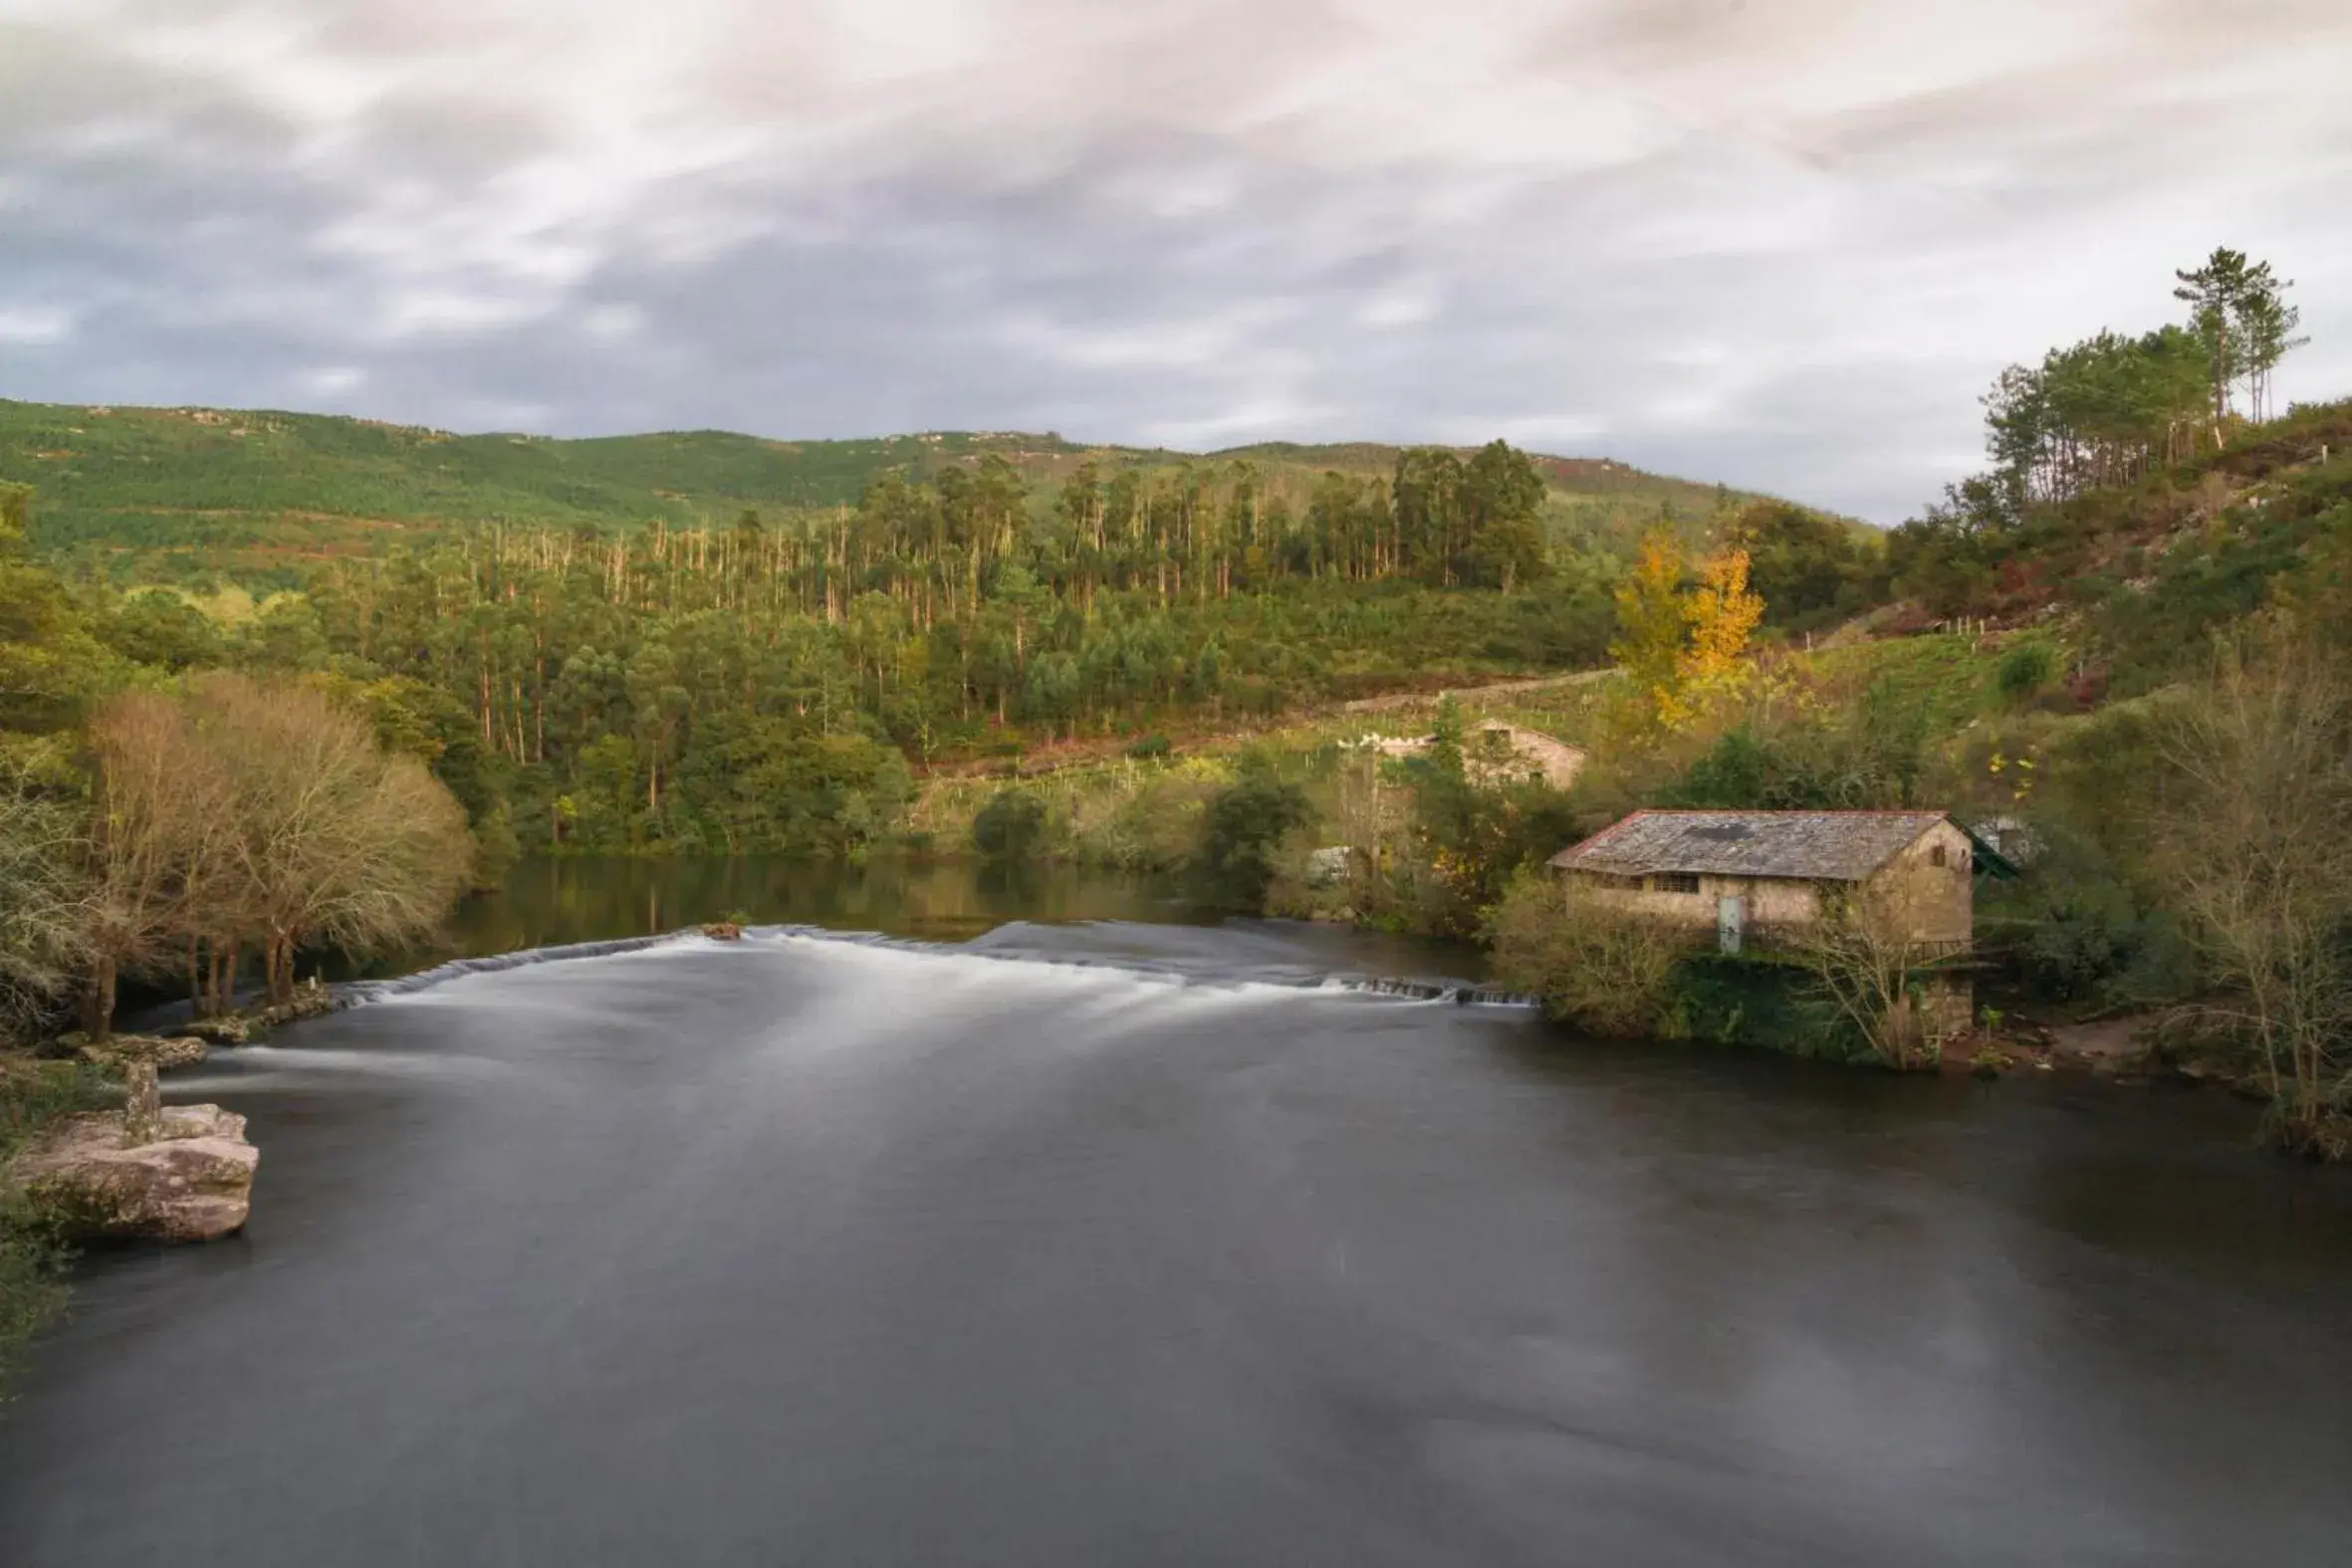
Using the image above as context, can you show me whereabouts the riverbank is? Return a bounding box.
[0,979,343,1384]
[0,1056,119,1386]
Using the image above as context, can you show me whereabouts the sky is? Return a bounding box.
[2,0,2348,523]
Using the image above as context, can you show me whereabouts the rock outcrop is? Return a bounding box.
[10,1094,259,1243]
[701,921,745,941]
[168,1015,252,1046]
[2046,1016,2160,1075]
[77,1032,209,1073]
[248,979,335,1029]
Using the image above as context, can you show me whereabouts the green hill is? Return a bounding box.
[0,397,1787,579]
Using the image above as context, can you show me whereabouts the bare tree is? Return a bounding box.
[0,769,90,1044]
[1796,883,1966,1071]
[82,693,236,1038]
[2149,632,2352,1155]
[188,675,473,1004]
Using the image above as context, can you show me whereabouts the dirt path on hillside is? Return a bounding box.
[1335,668,1609,714]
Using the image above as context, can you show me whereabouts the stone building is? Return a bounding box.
[1370,721,1586,789]
[1546,809,1977,956]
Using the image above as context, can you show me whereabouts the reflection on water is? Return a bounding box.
[440,854,1203,954]
[404,855,1493,988]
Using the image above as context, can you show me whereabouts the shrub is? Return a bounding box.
[1487,873,1688,1036]
[970,787,1047,861]
[1670,954,1862,1060]
[1124,734,1171,760]
[1,1056,117,1389]
[1192,755,1313,910]
[1099,769,1221,871]
[1996,638,2059,704]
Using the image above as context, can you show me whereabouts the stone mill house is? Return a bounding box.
[1545,809,1982,957]
[1369,721,1586,788]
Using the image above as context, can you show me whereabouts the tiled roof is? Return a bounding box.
[1548,810,1950,882]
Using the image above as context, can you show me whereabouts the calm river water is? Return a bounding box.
[2,859,2348,1565]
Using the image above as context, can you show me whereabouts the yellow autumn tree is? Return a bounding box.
[1610,531,1692,730]
[1680,547,1765,699]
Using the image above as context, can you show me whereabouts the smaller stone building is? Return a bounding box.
[1547,809,1976,955]
[1370,721,1586,789]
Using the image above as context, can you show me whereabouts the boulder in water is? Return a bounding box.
[10,1097,259,1243]
[702,922,745,941]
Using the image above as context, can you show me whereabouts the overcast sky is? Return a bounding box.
[2,0,2347,521]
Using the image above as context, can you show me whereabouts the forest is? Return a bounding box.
[3,436,1876,875]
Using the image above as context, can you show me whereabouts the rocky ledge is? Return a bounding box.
[76,1031,210,1072]
[10,1068,258,1243]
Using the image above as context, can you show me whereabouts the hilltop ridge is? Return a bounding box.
[0,397,1811,579]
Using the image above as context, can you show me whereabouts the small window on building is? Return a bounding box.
[1931,844,1948,867]
[1651,872,1701,894]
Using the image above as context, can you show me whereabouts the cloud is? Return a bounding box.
[0,305,75,344]
[0,0,2346,521]
[296,365,366,396]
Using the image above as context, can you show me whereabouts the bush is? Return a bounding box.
[1192,755,1313,910]
[2,1056,118,1389]
[1671,954,1862,1060]
[1098,769,1221,871]
[1487,874,1686,1036]
[0,1194,69,1392]
[1124,734,1171,760]
[970,788,1047,861]
[1996,638,2059,704]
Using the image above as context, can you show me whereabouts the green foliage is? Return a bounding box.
[103,589,224,672]
[0,486,118,744]
[1386,706,1587,933]
[2098,456,2352,694]
[1124,734,1171,760]
[1984,325,2211,503]
[1736,501,1884,630]
[1192,754,1313,910]
[1666,687,1926,810]
[1668,955,1865,1062]
[1995,637,2060,704]
[471,800,522,892]
[1,1056,118,1389]
[0,417,1832,879]
[0,1190,69,1391]
[1486,874,1682,1037]
[1888,248,2323,646]
[1977,822,2195,1008]
[0,399,1784,584]
[971,788,1048,862]
[170,465,1635,856]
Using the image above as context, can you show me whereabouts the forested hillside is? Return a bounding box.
[1881,247,2344,699]
[0,398,1764,584]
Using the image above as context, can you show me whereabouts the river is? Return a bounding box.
[3,859,2348,1565]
